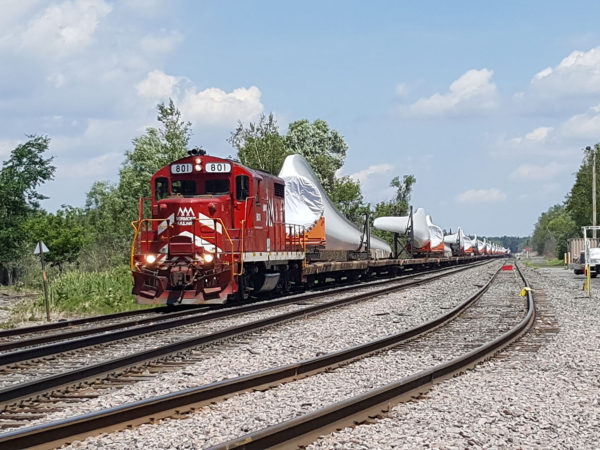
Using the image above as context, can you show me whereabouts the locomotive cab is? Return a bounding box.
[131,151,305,305]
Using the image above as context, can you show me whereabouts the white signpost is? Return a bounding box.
[34,241,50,321]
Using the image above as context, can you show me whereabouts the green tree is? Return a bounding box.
[0,135,55,283]
[24,207,87,272]
[228,113,290,174]
[284,119,348,196]
[484,236,530,253]
[81,100,192,264]
[371,175,416,244]
[547,212,578,258]
[231,115,367,225]
[119,98,191,203]
[531,204,565,257]
[565,144,600,229]
[329,176,365,224]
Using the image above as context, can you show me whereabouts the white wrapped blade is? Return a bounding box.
[444,227,466,254]
[477,239,485,254]
[372,216,409,234]
[463,235,473,253]
[426,215,444,249]
[281,174,324,229]
[373,208,430,249]
[279,154,391,257]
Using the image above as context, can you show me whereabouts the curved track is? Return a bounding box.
[0,260,531,449]
[0,263,487,412]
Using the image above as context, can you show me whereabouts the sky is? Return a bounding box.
[2,1,600,237]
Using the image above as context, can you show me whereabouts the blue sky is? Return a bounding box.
[2,1,600,237]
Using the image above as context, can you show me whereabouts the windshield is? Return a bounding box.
[205,179,230,195]
[171,179,197,197]
[168,177,230,197]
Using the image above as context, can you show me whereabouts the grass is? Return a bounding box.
[523,257,565,268]
[6,265,152,326]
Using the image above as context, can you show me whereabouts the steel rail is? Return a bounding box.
[0,256,495,341]
[0,306,175,338]
[0,263,502,449]
[210,261,535,450]
[0,262,488,366]
[0,262,486,411]
[0,307,212,352]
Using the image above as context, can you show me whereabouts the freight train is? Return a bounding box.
[130,150,507,305]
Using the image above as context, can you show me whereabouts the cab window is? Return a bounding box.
[155,177,169,201]
[205,179,230,195]
[235,175,250,201]
[171,179,197,197]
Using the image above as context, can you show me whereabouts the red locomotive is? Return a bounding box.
[131,150,306,305]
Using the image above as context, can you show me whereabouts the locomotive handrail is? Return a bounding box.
[238,219,245,276]
[284,223,307,255]
[129,218,167,270]
[137,197,151,222]
[130,220,141,271]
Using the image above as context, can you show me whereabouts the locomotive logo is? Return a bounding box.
[176,206,195,226]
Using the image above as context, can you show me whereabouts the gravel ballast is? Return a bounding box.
[12,262,598,449]
[5,264,496,432]
[309,265,600,449]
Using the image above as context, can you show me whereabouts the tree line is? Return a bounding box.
[0,101,416,285]
[531,144,600,258]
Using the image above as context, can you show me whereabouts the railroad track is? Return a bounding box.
[0,262,487,358]
[0,260,520,448]
[0,263,490,413]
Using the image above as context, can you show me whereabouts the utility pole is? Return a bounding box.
[591,146,597,239]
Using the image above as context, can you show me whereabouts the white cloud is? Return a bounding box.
[508,126,554,145]
[525,126,552,142]
[0,0,41,29]
[181,86,264,125]
[456,188,507,203]
[561,104,600,139]
[58,151,122,179]
[17,0,112,58]
[348,164,394,186]
[405,69,498,117]
[510,162,564,181]
[531,46,600,95]
[140,30,183,55]
[136,70,180,98]
[135,70,264,126]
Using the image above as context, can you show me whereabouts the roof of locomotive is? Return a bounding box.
[152,152,285,184]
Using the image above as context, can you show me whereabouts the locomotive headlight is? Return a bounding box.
[203,253,214,263]
[195,164,202,171]
[145,254,157,264]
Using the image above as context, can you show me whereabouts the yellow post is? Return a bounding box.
[587,264,592,297]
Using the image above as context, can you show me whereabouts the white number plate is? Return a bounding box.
[205,162,232,173]
[171,163,193,174]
